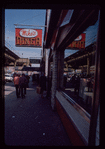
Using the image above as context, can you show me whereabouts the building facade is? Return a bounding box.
[43,8,100,146]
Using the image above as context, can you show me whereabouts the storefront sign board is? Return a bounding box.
[15,28,42,47]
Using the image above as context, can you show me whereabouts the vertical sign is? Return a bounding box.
[15,28,42,47]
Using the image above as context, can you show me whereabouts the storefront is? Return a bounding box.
[43,8,100,146]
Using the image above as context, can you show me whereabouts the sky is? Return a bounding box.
[5,9,99,60]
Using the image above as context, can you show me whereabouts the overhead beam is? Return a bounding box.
[5,46,20,59]
[5,53,15,61]
[66,51,96,63]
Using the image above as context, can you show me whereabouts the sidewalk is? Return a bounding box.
[5,80,72,146]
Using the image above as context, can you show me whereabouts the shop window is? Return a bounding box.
[63,20,99,114]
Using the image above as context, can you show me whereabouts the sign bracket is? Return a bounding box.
[14,24,47,28]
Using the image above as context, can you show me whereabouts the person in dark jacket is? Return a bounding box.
[19,73,27,98]
[32,73,35,83]
[39,72,46,98]
[36,74,39,85]
[25,74,30,88]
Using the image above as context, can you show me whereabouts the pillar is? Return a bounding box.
[88,11,100,146]
[51,50,58,110]
[14,61,17,72]
[87,56,90,76]
[14,61,16,67]
[59,49,64,89]
[81,66,83,75]
[27,59,30,66]
[45,49,49,77]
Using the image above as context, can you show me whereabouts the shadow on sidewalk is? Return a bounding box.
[5,80,72,146]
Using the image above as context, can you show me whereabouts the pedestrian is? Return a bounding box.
[25,73,30,88]
[39,72,46,98]
[32,73,35,84]
[13,74,20,98]
[19,73,28,98]
[36,74,39,85]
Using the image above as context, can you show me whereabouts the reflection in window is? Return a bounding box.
[63,20,98,114]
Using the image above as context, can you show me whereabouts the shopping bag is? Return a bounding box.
[36,86,41,94]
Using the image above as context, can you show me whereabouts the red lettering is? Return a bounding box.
[32,31,35,36]
[28,30,30,35]
[22,31,27,36]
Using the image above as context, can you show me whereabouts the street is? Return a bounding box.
[4,78,71,146]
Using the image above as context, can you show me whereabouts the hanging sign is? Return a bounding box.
[15,28,42,47]
[67,33,85,49]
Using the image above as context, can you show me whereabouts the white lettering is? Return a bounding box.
[20,29,38,38]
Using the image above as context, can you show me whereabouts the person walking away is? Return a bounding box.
[32,73,35,84]
[19,73,27,98]
[18,74,20,96]
[36,74,39,85]
[39,72,46,98]
[14,74,20,98]
[25,74,30,88]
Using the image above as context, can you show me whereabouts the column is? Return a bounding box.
[14,61,17,72]
[51,50,58,110]
[14,61,16,67]
[87,56,90,76]
[59,49,64,89]
[88,11,100,146]
[27,59,30,66]
[45,49,48,77]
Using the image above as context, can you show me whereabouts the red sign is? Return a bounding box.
[67,33,85,49]
[15,28,42,47]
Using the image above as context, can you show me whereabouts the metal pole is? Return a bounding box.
[14,24,47,28]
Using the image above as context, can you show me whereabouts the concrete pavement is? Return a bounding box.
[5,79,72,146]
